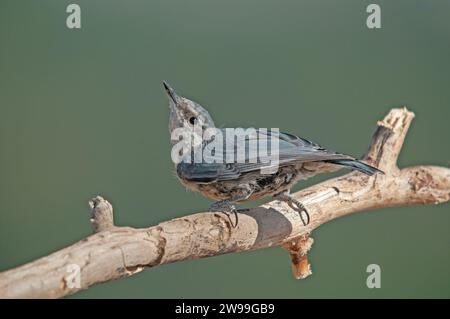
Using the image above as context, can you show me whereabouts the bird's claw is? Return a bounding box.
[286,198,310,226]
[274,192,310,226]
[209,201,239,228]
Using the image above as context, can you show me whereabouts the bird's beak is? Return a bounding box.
[163,81,179,105]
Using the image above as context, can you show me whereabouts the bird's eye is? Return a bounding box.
[189,117,197,125]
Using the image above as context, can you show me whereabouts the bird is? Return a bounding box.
[163,81,383,227]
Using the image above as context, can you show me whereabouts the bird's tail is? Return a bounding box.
[325,159,384,176]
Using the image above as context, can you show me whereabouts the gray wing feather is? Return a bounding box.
[178,129,353,182]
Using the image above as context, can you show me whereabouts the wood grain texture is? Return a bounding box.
[0,108,448,298]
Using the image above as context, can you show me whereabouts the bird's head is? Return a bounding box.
[163,81,215,135]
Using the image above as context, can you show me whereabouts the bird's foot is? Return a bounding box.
[209,200,239,228]
[274,192,310,226]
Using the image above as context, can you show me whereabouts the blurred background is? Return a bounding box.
[0,0,449,298]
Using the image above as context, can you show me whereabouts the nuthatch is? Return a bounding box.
[163,81,383,227]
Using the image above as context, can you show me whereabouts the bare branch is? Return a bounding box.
[89,196,114,233]
[363,107,415,171]
[0,108,448,298]
[282,235,313,279]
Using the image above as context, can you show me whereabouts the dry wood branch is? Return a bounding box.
[89,196,114,233]
[0,108,448,298]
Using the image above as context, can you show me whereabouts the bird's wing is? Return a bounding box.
[179,129,353,182]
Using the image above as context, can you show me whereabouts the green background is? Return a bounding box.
[1,0,449,298]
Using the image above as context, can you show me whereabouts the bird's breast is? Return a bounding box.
[176,163,307,202]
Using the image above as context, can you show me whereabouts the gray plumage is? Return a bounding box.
[177,129,381,183]
[163,82,383,226]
